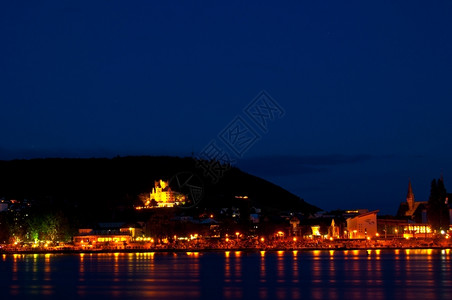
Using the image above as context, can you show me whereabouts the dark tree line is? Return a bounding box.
[427,178,449,231]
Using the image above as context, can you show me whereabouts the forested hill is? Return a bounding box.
[0,156,320,218]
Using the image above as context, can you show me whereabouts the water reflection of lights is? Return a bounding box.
[44,254,51,281]
[277,250,285,283]
[225,251,231,283]
[234,253,242,281]
[113,253,120,282]
[292,252,299,283]
[260,251,266,283]
[4,250,452,299]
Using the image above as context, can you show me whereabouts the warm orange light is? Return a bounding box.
[225,237,229,242]
[260,237,265,242]
[293,237,297,242]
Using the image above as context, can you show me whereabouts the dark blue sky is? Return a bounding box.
[1,1,452,214]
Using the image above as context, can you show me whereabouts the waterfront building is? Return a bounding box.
[346,210,378,239]
[73,223,143,248]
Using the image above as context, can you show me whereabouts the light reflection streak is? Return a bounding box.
[260,251,266,283]
[259,287,268,299]
[276,287,287,300]
[234,252,242,282]
[44,254,51,281]
[223,287,243,299]
[225,251,231,283]
[113,253,120,282]
[12,254,18,281]
[33,254,38,278]
[79,253,85,282]
[292,251,299,283]
[277,250,284,283]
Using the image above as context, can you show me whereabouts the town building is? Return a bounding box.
[73,222,143,248]
[396,180,428,223]
[346,210,378,239]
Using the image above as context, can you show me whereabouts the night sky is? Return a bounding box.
[1,1,452,214]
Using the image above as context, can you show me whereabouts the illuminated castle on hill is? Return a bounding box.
[146,180,186,208]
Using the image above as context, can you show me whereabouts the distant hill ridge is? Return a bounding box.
[0,156,320,217]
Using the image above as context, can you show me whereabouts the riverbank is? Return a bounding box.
[2,244,452,255]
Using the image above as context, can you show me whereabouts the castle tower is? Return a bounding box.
[407,180,415,211]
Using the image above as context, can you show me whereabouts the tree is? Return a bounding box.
[26,210,71,242]
[138,192,150,206]
[427,179,449,232]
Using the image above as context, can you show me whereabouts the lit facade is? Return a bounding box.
[402,224,432,238]
[73,234,131,248]
[147,180,186,208]
[346,210,378,239]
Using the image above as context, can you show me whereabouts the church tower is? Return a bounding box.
[406,180,415,211]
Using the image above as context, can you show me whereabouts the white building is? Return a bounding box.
[346,210,379,239]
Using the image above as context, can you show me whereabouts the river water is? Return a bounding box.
[1,249,451,300]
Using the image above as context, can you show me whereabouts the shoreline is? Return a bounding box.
[2,245,451,255]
